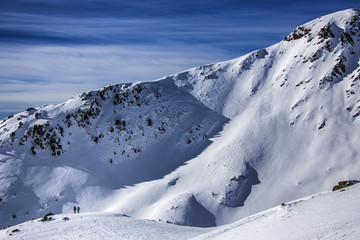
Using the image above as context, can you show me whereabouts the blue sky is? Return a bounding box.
[0,0,359,118]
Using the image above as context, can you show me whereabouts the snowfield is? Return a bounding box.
[0,8,360,239]
[0,212,209,240]
[192,183,360,240]
[1,183,359,239]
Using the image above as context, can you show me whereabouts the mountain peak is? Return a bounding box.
[284,8,360,43]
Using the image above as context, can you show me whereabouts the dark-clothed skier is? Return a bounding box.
[77,206,80,213]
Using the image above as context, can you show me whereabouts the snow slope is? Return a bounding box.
[0,80,227,228]
[100,8,360,225]
[1,182,359,239]
[0,8,360,230]
[0,212,209,240]
[161,8,360,223]
[192,183,360,240]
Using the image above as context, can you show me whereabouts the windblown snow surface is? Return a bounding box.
[1,8,360,239]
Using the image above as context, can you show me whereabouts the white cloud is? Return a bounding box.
[0,44,229,113]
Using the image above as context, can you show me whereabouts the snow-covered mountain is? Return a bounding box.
[0,8,360,230]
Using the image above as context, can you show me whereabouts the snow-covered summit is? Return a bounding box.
[0,8,360,230]
[167,8,360,118]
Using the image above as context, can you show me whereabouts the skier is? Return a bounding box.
[73,206,76,213]
[77,206,80,213]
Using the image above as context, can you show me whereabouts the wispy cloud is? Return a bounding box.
[0,44,229,113]
[0,0,358,117]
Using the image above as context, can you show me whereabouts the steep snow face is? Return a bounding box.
[170,9,360,119]
[155,8,360,223]
[1,8,360,229]
[103,8,360,225]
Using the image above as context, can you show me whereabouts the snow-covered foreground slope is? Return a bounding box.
[0,212,209,240]
[1,183,359,240]
[0,8,360,230]
[192,183,360,240]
